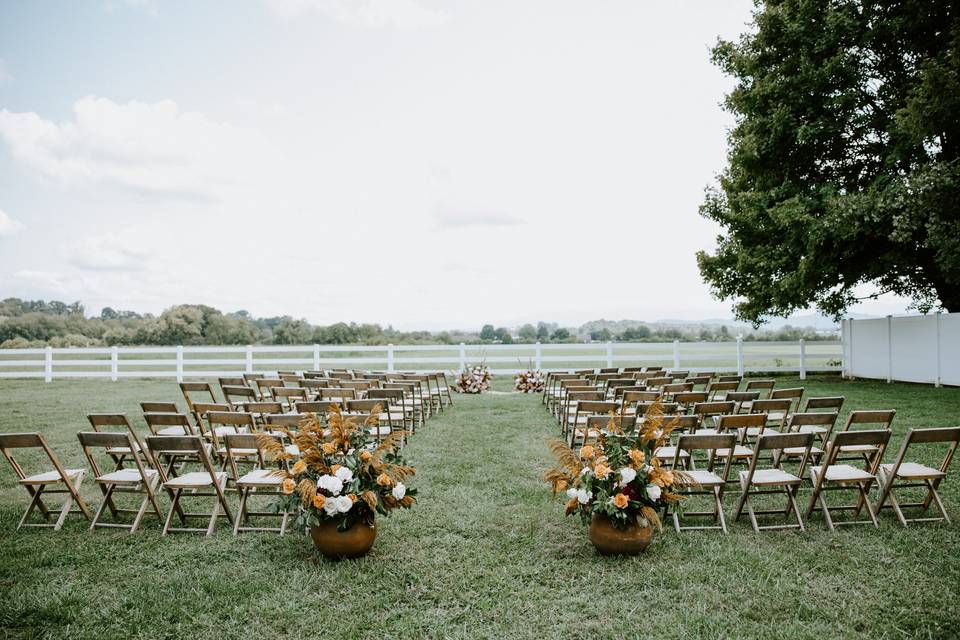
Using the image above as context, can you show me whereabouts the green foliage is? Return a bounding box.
[479,324,496,341]
[699,0,960,323]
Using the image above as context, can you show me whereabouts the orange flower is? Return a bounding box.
[312,493,325,509]
[628,449,645,467]
[322,442,336,455]
[348,493,358,503]
[649,467,675,488]
[360,450,372,462]
[579,444,596,459]
[331,464,342,475]
[556,479,568,492]
[613,493,629,509]
[281,478,296,494]
[594,463,611,479]
[376,472,393,487]
[291,460,307,475]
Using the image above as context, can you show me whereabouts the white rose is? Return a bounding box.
[334,466,354,482]
[579,466,591,476]
[646,484,662,501]
[392,482,407,500]
[565,487,578,500]
[317,474,343,496]
[323,499,339,516]
[335,495,353,513]
[619,467,637,485]
[576,489,593,504]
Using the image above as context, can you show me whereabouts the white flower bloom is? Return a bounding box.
[323,499,339,516]
[335,495,353,513]
[392,482,407,500]
[619,467,637,485]
[565,487,578,500]
[317,474,343,496]
[579,466,591,476]
[646,484,662,501]
[334,466,354,483]
[576,489,593,504]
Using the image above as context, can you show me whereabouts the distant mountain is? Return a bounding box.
[579,312,871,336]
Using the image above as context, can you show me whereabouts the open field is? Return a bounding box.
[1,375,959,639]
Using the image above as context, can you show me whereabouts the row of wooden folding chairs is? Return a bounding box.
[661,425,958,533]
[0,430,299,536]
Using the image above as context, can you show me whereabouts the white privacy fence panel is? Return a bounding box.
[0,340,841,381]
[843,312,958,386]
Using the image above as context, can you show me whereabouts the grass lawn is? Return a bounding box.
[1,375,959,639]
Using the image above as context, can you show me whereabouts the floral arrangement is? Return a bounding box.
[260,405,416,531]
[514,368,546,393]
[544,400,694,530]
[453,363,491,394]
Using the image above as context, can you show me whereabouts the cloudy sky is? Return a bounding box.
[0,0,913,329]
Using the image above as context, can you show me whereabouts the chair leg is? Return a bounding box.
[129,491,152,533]
[786,487,805,532]
[714,487,728,534]
[925,480,950,524]
[816,489,835,531]
[860,485,879,527]
[162,488,182,536]
[54,490,76,531]
[18,487,48,529]
[90,484,116,530]
[887,488,909,527]
[233,488,249,535]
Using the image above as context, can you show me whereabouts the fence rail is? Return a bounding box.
[0,340,842,382]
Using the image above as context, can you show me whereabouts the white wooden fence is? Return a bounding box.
[842,312,959,386]
[0,340,841,382]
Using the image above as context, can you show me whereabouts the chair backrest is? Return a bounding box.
[255,378,285,398]
[279,374,302,385]
[621,390,661,406]
[585,414,625,433]
[670,415,701,434]
[241,401,283,417]
[667,370,690,381]
[265,413,305,428]
[345,399,384,415]
[635,402,680,416]
[144,435,218,482]
[207,411,255,430]
[0,433,76,486]
[328,371,355,380]
[825,429,891,467]
[320,388,357,403]
[218,376,246,390]
[726,391,761,403]
[179,381,218,410]
[685,375,712,388]
[717,374,742,384]
[612,385,646,399]
[802,396,845,413]
[222,385,257,409]
[673,391,708,408]
[744,379,775,398]
[143,411,195,436]
[242,372,265,384]
[706,381,739,399]
[645,376,673,389]
[885,427,960,476]
[366,389,404,403]
[295,401,330,414]
[575,401,619,419]
[787,411,838,436]
[771,387,804,404]
[191,402,231,421]
[693,401,736,418]
[662,382,694,395]
[675,433,736,479]
[842,410,896,432]
[567,391,605,404]
[751,399,792,425]
[743,432,815,480]
[77,431,156,483]
[717,413,765,434]
[621,366,645,373]
[606,378,638,390]
[140,401,179,413]
[222,432,282,479]
[272,387,308,409]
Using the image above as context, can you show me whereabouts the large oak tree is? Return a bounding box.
[698,0,960,324]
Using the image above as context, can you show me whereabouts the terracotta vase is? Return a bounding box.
[588,513,653,555]
[310,519,377,559]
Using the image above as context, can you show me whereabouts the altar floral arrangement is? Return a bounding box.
[544,400,694,530]
[453,363,492,394]
[513,364,545,393]
[260,405,416,531]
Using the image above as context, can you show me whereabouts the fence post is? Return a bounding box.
[606,341,614,368]
[111,346,119,382]
[313,344,320,371]
[535,341,542,370]
[176,346,184,383]
[245,345,253,373]
[44,346,53,383]
[799,339,806,380]
[736,336,744,376]
[672,340,680,370]
[935,312,942,388]
[387,344,395,372]
[458,343,466,371]
[886,315,893,383]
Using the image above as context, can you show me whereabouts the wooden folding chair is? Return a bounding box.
[145,435,233,536]
[733,432,814,532]
[222,384,258,410]
[255,378,285,400]
[768,387,804,422]
[645,376,673,390]
[0,433,92,530]
[717,374,742,384]
[241,401,283,427]
[744,399,792,442]
[706,380,739,400]
[801,396,845,415]
[806,429,891,530]
[140,401,180,413]
[740,379,775,411]
[668,433,736,533]
[347,399,398,444]
[205,411,256,470]
[272,387,307,412]
[674,391,708,414]
[692,401,736,434]
[86,413,143,469]
[569,401,619,446]
[224,433,291,535]
[666,370,690,381]
[662,382,695,401]
[180,381,219,413]
[875,427,960,526]
[835,410,896,468]
[726,391,761,414]
[778,411,839,464]
[300,378,333,400]
[713,414,761,471]
[653,416,701,466]
[143,411,196,436]
[685,375,712,391]
[77,431,163,533]
[563,392,606,438]
[218,376,247,398]
[366,390,413,431]
[191,402,232,440]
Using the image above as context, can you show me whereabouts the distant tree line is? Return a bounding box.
[0,298,837,348]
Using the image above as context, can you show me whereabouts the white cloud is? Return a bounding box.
[66,233,149,271]
[433,205,520,230]
[0,59,11,83]
[266,0,447,28]
[0,96,274,201]
[0,209,23,236]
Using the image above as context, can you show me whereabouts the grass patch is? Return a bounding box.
[0,376,958,639]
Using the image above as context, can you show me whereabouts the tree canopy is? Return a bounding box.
[698,0,960,324]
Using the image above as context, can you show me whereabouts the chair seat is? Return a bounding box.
[742,427,779,438]
[369,426,393,436]
[571,429,600,441]
[715,445,754,459]
[164,471,227,489]
[781,445,824,457]
[653,446,690,460]
[19,468,85,485]
[838,444,880,453]
[156,426,190,436]
[97,468,158,485]
[696,428,719,436]
[688,469,725,486]
[810,464,875,483]
[237,469,283,486]
[879,462,946,480]
[210,426,249,437]
[798,425,828,434]
[218,447,258,457]
[741,468,801,486]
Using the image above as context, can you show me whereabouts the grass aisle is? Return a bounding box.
[1,378,959,639]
